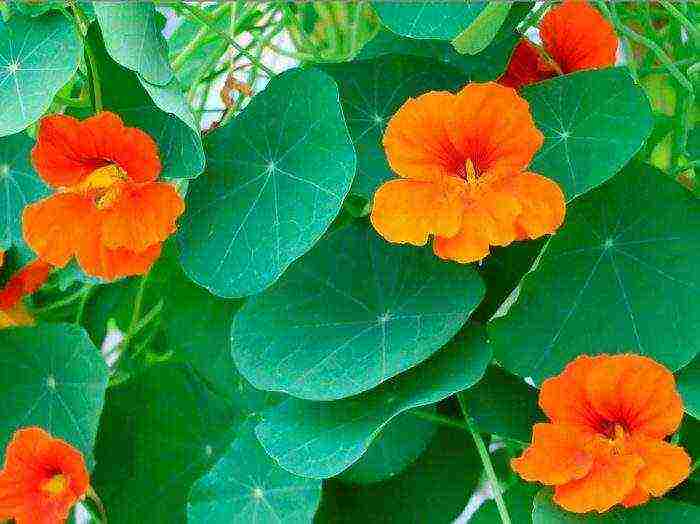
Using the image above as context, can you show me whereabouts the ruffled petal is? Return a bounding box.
[540,0,618,74]
[100,182,185,253]
[511,423,594,485]
[447,82,544,177]
[505,172,566,239]
[432,205,492,263]
[621,485,650,508]
[630,435,690,497]
[0,260,52,310]
[371,177,466,245]
[382,91,462,181]
[22,193,98,268]
[552,439,643,513]
[499,39,557,90]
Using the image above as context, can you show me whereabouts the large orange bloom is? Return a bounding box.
[23,112,185,281]
[500,0,618,89]
[371,82,565,263]
[0,427,89,524]
[512,354,691,513]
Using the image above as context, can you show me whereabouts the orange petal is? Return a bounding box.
[0,302,34,329]
[0,250,4,268]
[511,423,594,485]
[621,485,650,508]
[22,193,98,268]
[77,229,162,282]
[100,182,185,253]
[382,91,462,181]
[504,172,566,239]
[475,184,523,247]
[0,260,52,310]
[630,435,690,497]
[499,39,557,90]
[540,0,618,74]
[31,112,161,188]
[432,204,492,264]
[552,439,644,513]
[447,83,544,177]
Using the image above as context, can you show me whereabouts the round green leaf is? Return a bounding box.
[178,68,356,298]
[315,427,482,524]
[0,324,108,467]
[338,408,437,484]
[187,419,321,524]
[254,326,491,478]
[490,166,700,384]
[233,222,485,401]
[522,68,653,201]
[372,1,486,40]
[92,364,241,524]
[0,132,49,249]
[533,490,700,523]
[94,1,173,85]
[0,12,81,136]
[678,355,700,420]
[321,55,464,199]
[88,24,204,180]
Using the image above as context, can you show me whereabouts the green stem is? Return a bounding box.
[517,1,554,32]
[658,0,700,43]
[411,409,470,432]
[171,4,230,71]
[84,42,103,112]
[87,486,107,523]
[179,3,274,77]
[32,285,91,314]
[126,273,150,341]
[457,393,512,524]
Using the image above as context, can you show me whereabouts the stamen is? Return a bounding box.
[68,164,126,209]
[464,159,477,186]
[41,473,68,496]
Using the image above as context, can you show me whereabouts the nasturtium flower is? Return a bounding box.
[0,259,50,329]
[500,0,618,89]
[0,427,89,524]
[512,354,691,513]
[371,82,565,263]
[23,112,185,281]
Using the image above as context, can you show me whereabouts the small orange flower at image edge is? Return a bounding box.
[23,111,185,281]
[0,256,51,329]
[500,0,618,90]
[370,82,565,264]
[512,354,691,513]
[0,427,89,524]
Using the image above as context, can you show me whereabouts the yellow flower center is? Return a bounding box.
[41,473,68,496]
[598,423,628,456]
[69,164,126,209]
[464,159,478,186]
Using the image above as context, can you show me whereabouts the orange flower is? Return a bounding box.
[371,82,565,263]
[0,427,89,524]
[500,0,618,89]
[23,112,185,281]
[0,259,52,311]
[512,354,691,513]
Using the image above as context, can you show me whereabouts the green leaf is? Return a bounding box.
[338,408,438,484]
[522,68,654,201]
[321,55,464,199]
[0,132,49,249]
[233,222,485,401]
[187,418,322,524]
[459,366,544,444]
[490,166,700,385]
[88,24,204,180]
[254,326,491,478]
[92,363,241,524]
[532,490,700,523]
[372,1,486,40]
[471,482,539,524]
[94,1,173,85]
[315,427,482,523]
[678,355,700,420]
[0,12,81,136]
[0,324,108,467]
[178,68,356,298]
[452,1,511,55]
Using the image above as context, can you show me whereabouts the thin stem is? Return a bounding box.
[126,273,150,341]
[179,3,274,76]
[87,486,107,523]
[457,393,512,524]
[517,1,554,32]
[411,409,470,432]
[658,0,700,43]
[171,3,231,71]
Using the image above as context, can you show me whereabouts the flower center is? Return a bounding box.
[41,473,68,496]
[456,158,479,186]
[598,423,628,455]
[69,164,126,209]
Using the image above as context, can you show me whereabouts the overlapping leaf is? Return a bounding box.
[88,25,204,180]
[452,1,512,54]
[678,356,700,420]
[178,68,356,298]
[490,166,700,384]
[254,326,491,478]
[233,222,485,401]
[0,132,49,249]
[522,68,653,200]
[372,1,486,40]
[0,12,81,136]
[94,1,173,85]
[187,419,322,524]
[0,324,108,467]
